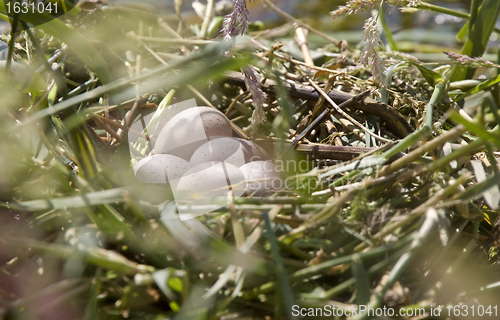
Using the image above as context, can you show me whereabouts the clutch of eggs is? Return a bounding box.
[133,106,281,195]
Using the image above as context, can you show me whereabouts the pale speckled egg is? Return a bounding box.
[189,137,269,167]
[239,161,281,194]
[175,162,246,200]
[154,107,233,160]
[133,154,191,189]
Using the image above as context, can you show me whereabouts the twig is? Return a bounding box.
[95,114,124,130]
[257,139,373,160]
[307,80,392,143]
[293,25,314,67]
[136,36,217,45]
[225,91,249,116]
[333,113,366,141]
[291,76,334,147]
[157,18,184,39]
[310,76,335,120]
[36,45,68,73]
[84,122,107,147]
[251,39,343,75]
[93,116,122,142]
[291,90,373,148]
[200,0,214,38]
[314,169,415,196]
[123,54,143,131]
[262,0,339,45]
[325,120,343,146]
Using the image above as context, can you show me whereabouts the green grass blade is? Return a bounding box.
[83,269,102,320]
[453,73,500,102]
[351,255,371,305]
[379,8,396,51]
[448,109,500,147]
[458,172,500,204]
[263,212,296,319]
[450,0,500,81]
[7,187,130,211]
[9,237,153,274]
[410,63,444,88]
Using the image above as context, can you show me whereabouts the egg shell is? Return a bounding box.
[239,161,282,194]
[154,107,233,160]
[175,162,246,200]
[189,137,269,167]
[133,154,191,189]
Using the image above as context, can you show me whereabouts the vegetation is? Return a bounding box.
[0,0,499,319]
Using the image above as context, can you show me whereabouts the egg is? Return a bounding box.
[239,161,282,195]
[154,107,233,160]
[133,154,191,189]
[189,137,269,167]
[174,162,246,201]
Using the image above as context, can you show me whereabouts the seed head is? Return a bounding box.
[243,67,267,125]
[222,0,253,40]
[359,16,386,85]
[330,0,382,18]
[445,51,500,69]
